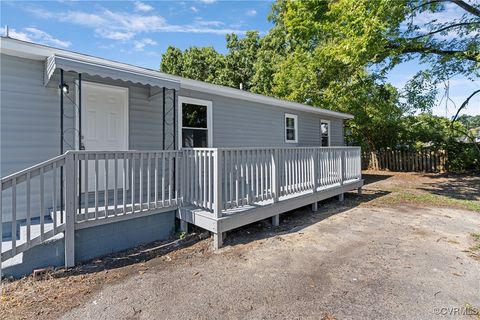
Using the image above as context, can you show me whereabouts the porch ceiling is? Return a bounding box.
[44,54,180,89]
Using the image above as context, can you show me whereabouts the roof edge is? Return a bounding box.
[0,36,354,120]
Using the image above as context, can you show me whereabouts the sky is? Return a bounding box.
[1,0,478,117]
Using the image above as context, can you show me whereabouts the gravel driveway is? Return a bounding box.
[60,207,479,319]
[3,172,480,320]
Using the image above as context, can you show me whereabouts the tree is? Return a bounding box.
[269,0,479,151]
[158,0,479,153]
[160,46,184,77]
[220,31,261,90]
[160,46,225,84]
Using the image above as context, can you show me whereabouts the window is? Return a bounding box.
[285,113,298,143]
[178,97,212,148]
[321,120,330,146]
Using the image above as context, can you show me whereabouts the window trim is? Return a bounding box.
[285,113,298,143]
[178,96,213,149]
[321,119,331,147]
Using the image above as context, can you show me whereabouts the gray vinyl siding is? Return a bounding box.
[0,54,167,178]
[179,88,345,147]
[0,54,167,220]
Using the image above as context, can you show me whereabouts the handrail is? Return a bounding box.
[1,154,67,190]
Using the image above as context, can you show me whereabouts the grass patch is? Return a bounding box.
[373,191,480,212]
[471,233,480,252]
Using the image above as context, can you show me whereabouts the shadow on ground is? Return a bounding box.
[46,186,389,279]
[224,188,389,247]
[417,173,480,201]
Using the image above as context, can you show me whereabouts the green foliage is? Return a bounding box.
[399,113,464,148]
[458,115,480,129]
[161,46,225,84]
[159,0,479,158]
[445,141,479,172]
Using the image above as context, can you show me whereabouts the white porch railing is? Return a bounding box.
[1,146,361,268]
[181,147,362,217]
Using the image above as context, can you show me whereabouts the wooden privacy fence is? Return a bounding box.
[362,149,447,173]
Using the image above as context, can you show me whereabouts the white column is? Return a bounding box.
[213,149,223,218]
[64,152,76,268]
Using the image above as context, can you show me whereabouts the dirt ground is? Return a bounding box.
[1,171,479,320]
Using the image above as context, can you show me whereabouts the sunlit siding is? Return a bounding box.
[179,88,345,147]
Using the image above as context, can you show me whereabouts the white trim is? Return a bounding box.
[0,37,354,120]
[321,119,331,147]
[76,81,129,151]
[181,79,354,120]
[285,113,298,144]
[178,96,213,148]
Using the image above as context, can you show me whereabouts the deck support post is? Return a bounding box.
[312,202,318,212]
[179,220,188,233]
[357,187,362,195]
[272,214,280,227]
[338,193,344,202]
[213,232,224,250]
[64,152,76,268]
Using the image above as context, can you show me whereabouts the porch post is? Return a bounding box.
[272,149,279,203]
[339,149,345,202]
[312,149,317,193]
[64,152,76,268]
[213,149,223,218]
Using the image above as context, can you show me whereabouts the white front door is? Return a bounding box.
[81,82,128,191]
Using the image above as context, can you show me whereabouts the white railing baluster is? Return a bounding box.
[203,150,207,209]
[154,153,159,207]
[84,156,89,217]
[168,152,173,206]
[131,154,135,213]
[223,150,228,208]
[208,150,212,209]
[162,152,166,207]
[95,154,99,218]
[11,178,16,255]
[147,153,151,210]
[139,153,143,211]
[123,153,127,214]
[114,153,118,215]
[175,152,179,205]
[39,167,44,240]
[105,153,109,217]
[26,171,31,244]
[52,162,57,229]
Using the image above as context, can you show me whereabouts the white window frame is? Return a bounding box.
[178,96,213,149]
[285,113,298,143]
[321,119,331,147]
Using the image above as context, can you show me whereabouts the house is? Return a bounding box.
[0,36,363,277]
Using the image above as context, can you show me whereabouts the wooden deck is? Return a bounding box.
[178,179,363,243]
[1,146,362,269]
